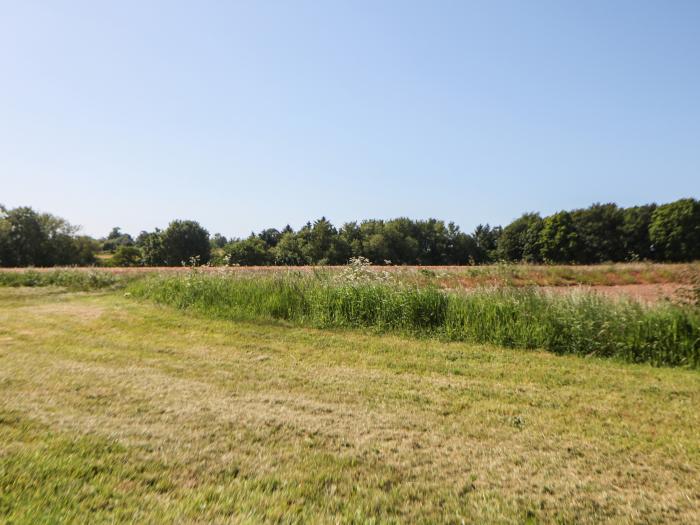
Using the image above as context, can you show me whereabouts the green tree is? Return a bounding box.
[69,236,99,265]
[414,219,450,265]
[339,222,364,258]
[272,232,308,265]
[354,220,385,262]
[42,213,86,265]
[0,206,98,267]
[2,206,50,266]
[472,224,501,264]
[258,228,282,248]
[102,227,134,252]
[649,198,700,262]
[160,220,211,266]
[383,218,420,264]
[363,232,391,264]
[539,211,580,263]
[298,218,349,264]
[571,203,625,263]
[496,213,543,262]
[111,245,142,267]
[445,222,478,265]
[0,205,13,266]
[622,204,656,260]
[210,233,228,249]
[136,229,166,266]
[225,236,271,265]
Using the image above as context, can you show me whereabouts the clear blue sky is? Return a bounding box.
[2,1,698,238]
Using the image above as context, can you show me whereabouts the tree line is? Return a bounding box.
[1,198,699,267]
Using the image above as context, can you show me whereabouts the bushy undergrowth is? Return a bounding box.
[128,270,700,368]
[0,270,127,291]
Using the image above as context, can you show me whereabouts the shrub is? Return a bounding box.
[161,220,211,266]
[111,246,142,267]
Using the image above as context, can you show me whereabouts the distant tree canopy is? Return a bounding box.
[496,213,543,263]
[110,245,142,267]
[1,198,699,267]
[221,198,700,266]
[539,211,580,264]
[102,227,134,252]
[0,205,97,267]
[648,199,700,262]
[210,233,228,249]
[221,217,492,267]
[136,220,211,266]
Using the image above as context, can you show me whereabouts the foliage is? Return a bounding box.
[0,205,97,267]
[217,198,698,266]
[471,224,501,263]
[110,245,142,267]
[539,211,580,263]
[571,203,626,263]
[249,217,487,267]
[298,218,350,265]
[224,236,272,266]
[496,213,543,262]
[161,220,211,266]
[102,227,134,252]
[649,198,700,262]
[130,271,700,368]
[622,204,656,261]
[257,228,281,247]
[210,233,228,249]
[136,221,210,266]
[272,232,309,265]
[136,229,166,266]
[2,198,699,268]
[0,269,126,290]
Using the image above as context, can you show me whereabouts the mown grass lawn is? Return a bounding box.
[1,287,699,524]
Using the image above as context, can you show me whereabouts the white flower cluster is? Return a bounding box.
[337,256,393,285]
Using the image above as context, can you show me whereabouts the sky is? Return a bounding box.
[1,1,699,239]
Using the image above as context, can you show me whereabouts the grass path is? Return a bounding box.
[1,288,699,523]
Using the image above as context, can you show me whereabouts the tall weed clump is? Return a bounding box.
[130,268,312,322]
[128,266,700,368]
[443,290,699,367]
[306,282,449,332]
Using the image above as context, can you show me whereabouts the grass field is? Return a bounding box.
[1,286,699,523]
[2,261,698,288]
[128,270,699,368]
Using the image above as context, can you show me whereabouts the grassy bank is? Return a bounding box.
[0,269,131,290]
[129,271,700,368]
[2,261,697,288]
[424,261,699,288]
[1,287,699,523]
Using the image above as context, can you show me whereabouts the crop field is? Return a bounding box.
[1,264,699,523]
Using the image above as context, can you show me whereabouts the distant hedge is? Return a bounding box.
[2,198,699,267]
[0,206,98,267]
[219,198,700,266]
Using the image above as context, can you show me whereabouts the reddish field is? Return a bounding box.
[539,283,690,303]
[2,262,697,302]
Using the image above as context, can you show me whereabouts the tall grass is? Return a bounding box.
[128,270,700,368]
[0,270,127,290]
